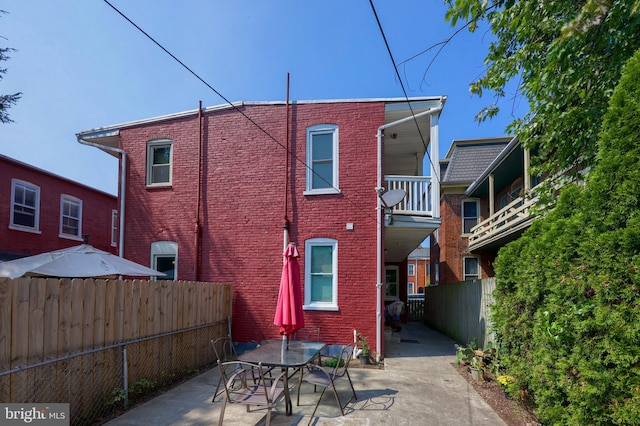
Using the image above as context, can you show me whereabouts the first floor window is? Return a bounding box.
[147,139,173,186]
[60,195,82,238]
[151,241,178,280]
[408,282,415,294]
[385,265,399,300]
[463,257,480,281]
[11,179,40,231]
[111,210,118,247]
[304,238,338,310]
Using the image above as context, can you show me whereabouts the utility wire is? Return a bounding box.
[102,0,378,222]
[368,0,441,185]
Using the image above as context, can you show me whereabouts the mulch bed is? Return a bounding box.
[452,363,540,426]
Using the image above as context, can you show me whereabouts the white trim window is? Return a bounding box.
[147,139,173,186]
[408,263,415,276]
[385,265,399,301]
[111,209,118,247]
[462,199,480,234]
[304,238,338,310]
[151,241,178,280]
[408,282,415,294]
[463,257,480,281]
[10,179,40,232]
[305,124,339,195]
[60,195,82,239]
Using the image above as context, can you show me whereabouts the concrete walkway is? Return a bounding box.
[106,323,505,425]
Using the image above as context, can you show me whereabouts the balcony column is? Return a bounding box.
[430,113,440,218]
[489,173,495,217]
[524,148,531,193]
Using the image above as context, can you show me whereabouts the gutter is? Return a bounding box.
[76,132,126,258]
[375,100,444,362]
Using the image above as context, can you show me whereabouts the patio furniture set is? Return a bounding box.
[211,333,357,425]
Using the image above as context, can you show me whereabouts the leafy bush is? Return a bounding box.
[492,48,640,425]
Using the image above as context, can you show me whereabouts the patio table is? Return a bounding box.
[238,340,325,416]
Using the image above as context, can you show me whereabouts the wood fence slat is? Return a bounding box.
[0,279,12,401]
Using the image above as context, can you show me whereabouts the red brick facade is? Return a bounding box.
[431,193,495,285]
[117,102,383,345]
[0,154,117,257]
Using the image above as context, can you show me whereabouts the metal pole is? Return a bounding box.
[123,345,129,408]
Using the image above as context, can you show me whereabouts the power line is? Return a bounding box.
[102,0,378,222]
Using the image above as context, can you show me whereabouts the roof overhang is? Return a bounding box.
[465,137,521,197]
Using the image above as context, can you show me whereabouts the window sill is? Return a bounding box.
[146,183,173,189]
[9,225,41,234]
[304,188,341,196]
[59,234,84,241]
[303,304,339,311]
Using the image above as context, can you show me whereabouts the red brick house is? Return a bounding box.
[0,153,118,260]
[407,246,430,294]
[77,97,446,357]
[430,136,541,285]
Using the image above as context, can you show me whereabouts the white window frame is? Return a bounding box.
[407,282,415,295]
[463,256,480,281]
[59,194,83,240]
[146,139,173,187]
[462,199,480,235]
[385,265,400,301]
[151,241,178,281]
[304,124,340,195]
[408,263,415,276]
[304,238,338,311]
[10,179,41,233]
[111,209,118,247]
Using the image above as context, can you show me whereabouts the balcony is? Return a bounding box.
[383,175,440,263]
[467,195,539,252]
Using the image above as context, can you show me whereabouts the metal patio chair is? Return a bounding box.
[296,342,357,419]
[217,361,287,426]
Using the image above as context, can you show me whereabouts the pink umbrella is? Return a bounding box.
[274,243,304,348]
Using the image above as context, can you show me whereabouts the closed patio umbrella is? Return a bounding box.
[274,243,304,349]
[0,244,166,279]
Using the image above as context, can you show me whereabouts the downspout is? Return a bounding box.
[283,73,291,250]
[375,103,443,362]
[195,101,203,281]
[77,136,127,258]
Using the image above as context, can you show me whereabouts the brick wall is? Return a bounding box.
[119,102,383,346]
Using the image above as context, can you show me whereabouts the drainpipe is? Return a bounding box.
[77,135,127,258]
[375,103,443,362]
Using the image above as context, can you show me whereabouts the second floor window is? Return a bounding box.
[60,195,82,238]
[408,263,415,276]
[462,199,479,234]
[11,179,40,231]
[147,139,173,186]
[305,124,339,194]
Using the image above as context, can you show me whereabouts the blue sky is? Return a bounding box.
[0,1,527,196]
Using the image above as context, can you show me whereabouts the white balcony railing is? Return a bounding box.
[384,175,432,216]
[468,195,539,250]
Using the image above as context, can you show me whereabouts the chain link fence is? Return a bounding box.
[0,321,227,425]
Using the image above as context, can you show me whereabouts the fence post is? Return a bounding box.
[123,345,129,408]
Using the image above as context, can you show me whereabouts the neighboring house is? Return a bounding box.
[76,96,446,356]
[0,153,118,260]
[430,137,512,285]
[407,246,430,293]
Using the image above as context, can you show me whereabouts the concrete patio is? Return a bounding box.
[105,323,505,425]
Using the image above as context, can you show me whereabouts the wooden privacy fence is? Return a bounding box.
[423,278,496,349]
[0,277,233,424]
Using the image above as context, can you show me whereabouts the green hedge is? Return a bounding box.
[492,48,640,425]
